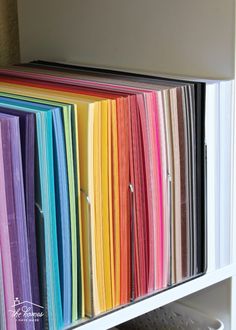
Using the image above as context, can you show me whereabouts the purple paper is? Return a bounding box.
[0,108,40,310]
[0,126,16,330]
[0,114,34,330]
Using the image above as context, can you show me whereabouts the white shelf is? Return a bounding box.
[15,1,236,328]
[65,264,236,330]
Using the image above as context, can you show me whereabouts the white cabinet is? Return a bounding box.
[16,0,236,328]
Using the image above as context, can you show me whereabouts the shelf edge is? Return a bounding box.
[65,264,236,330]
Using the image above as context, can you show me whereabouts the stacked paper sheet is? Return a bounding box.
[0,63,233,329]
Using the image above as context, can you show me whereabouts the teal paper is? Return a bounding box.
[0,95,64,330]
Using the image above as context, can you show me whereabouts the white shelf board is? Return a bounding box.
[65,263,236,330]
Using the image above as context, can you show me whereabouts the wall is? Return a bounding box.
[17,0,235,79]
[0,0,20,65]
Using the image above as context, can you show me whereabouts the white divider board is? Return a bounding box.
[17,0,235,79]
[205,82,217,272]
[232,89,236,265]
[219,80,234,267]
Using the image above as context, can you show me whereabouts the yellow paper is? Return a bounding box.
[108,100,115,307]
[111,100,120,306]
[101,100,112,310]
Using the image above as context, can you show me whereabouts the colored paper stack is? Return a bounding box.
[0,62,216,329]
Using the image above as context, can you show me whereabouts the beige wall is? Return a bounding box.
[17,0,235,79]
[0,0,20,65]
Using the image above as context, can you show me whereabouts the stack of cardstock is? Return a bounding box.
[4,62,235,329]
[0,97,63,330]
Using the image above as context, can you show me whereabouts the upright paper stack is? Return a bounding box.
[0,63,233,330]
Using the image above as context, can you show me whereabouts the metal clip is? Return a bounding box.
[80,189,94,317]
[129,183,135,302]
